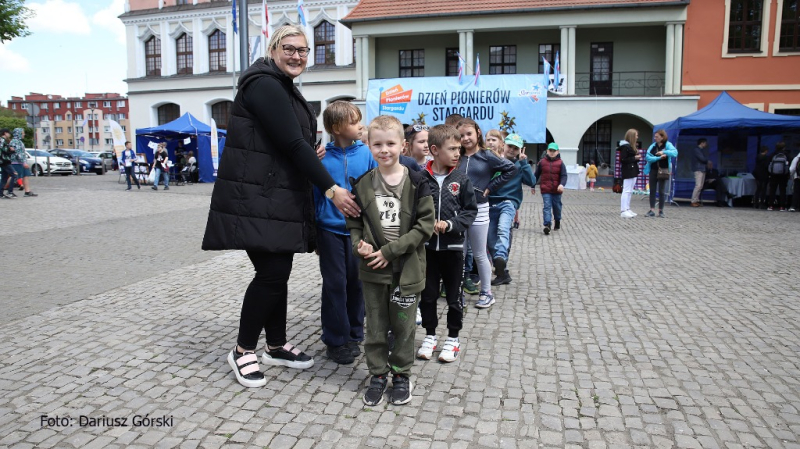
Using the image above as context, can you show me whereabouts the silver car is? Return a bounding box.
[25,149,75,176]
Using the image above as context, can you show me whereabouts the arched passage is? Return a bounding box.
[577,113,652,166]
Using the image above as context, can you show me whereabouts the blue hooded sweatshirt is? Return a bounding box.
[489,159,536,210]
[313,140,377,235]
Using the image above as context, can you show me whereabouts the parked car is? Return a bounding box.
[49,149,105,175]
[25,149,74,176]
[89,151,116,171]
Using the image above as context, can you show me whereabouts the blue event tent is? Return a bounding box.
[653,91,800,201]
[136,113,227,183]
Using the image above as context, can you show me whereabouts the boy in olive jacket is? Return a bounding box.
[346,115,435,407]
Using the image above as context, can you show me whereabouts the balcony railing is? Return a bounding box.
[574,71,666,96]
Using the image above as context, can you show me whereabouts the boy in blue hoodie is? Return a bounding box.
[488,134,536,285]
[313,101,377,365]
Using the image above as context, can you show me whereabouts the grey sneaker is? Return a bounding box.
[646,210,656,217]
[658,211,665,218]
[475,292,495,309]
[363,375,388,406]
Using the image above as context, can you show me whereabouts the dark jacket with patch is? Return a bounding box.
[421,161,477,251]
[345,168,435,295]
[202,58,326,253]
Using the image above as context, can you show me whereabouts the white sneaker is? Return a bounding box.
[620,211,634,218]
[438,337,460,363]
[417,335,437,360]
[628,210,637,216]
[415,307,422,325]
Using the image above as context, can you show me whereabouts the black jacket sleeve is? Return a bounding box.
[559,162,568,186]
[244,77,335,191]
[448,177,477,233]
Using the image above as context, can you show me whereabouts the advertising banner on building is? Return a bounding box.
[366,75,548,143]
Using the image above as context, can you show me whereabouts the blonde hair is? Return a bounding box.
[367,115,404,142]
[323,101,362,134]
[623,129,638,147]
[266,25,307,61]
[486,129,506,143]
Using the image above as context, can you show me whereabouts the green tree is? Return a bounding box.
[0,0,34,43]
[0,116,34,147]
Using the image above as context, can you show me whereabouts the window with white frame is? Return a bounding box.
[76,127,84,133]
[728,0,765,53]
[121,125,127,131]
[11,104,16,109]
[145,36,162,76]
[780,0,800,51]
[55,115,63,121]
[105,139,113,145]
[104,126,110,133]
[75,101,82,107]
[42,103,48,109]
[88,101,97,108]
[56,139,64,146]
[68,139,73,146]
[117,100,126,108]
[66,102,71,108]
[21,103,28,110]
[209,30,226,72]
[118,113,126,119]
[107,114,115,121]
[42,128,49,134]
[75,114,83,121]
[68,127,72,133]
[54,102,60,108]
[176,32,193,74]
[314,21,336,65]
[103,101,111,108]
[55,127,63,133]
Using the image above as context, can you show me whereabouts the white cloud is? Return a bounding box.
[28,0,90,35]
[0,45,31,73]
[92,0,127,44]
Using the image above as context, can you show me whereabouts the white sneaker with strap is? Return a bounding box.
[438,337,460,363]
[416,335,437,360]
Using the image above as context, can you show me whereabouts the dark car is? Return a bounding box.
[49,149,105,175]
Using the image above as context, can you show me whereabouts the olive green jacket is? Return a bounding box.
[345,168,435,295]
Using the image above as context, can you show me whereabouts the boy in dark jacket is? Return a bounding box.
[346,115,435,406]
[313,101,377,365]
[533,142,568,235]
[417,125,477,363]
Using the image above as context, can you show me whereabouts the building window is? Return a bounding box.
[68,127,72,133]
[11,104,16,109]
[446,48,460,76]
[314,21,336,65]
[54,102,60,108]
[75,114,83,121]
[209,30,226,72]
[117,100,126,107]
[104,126,110,133]
[728,0,764,52]
[353,39,356,63]
[780,0,800,51]
[103,101,111,107]
[54,115,63,121]
[42,128,49,134]
[122,126,127,131]
[75,101,82,108]
[76,127,84,133]
[107,114,116,121]
[88,101,97,108]
[489,45,516,74]
[56,127,63,133]
[145,36,162,76]
[56,139,64,146]
[211,101,232,129]
[399,49,424,77]
[42,103,48,110]
[581,120,612,166]
[538,43,560,73]
[158,103,180,125]
[176,33,194,74]
[105,138,113,145]
[118,113,126,119]
[90,138,99,145]
[68,139,73,145]
[66,102,71,108]
[177,0,189,4]
[21,103,28,110]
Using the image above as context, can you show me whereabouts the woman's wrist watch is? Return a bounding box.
[325,185,338,199]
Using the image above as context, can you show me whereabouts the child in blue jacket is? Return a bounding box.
[488,134,535,285]
[313,101,377,365]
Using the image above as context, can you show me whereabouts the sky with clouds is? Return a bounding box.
[1,0,127,106]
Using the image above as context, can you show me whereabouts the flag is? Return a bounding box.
[262,0,270,38]
[297,0,307,27]
[554,51,561,91]
[250,36,262,64]
[232,0,238,34]
[542,56,552,89]
[474,53,480,86]
[457,52,465,83]
[81,115,88,128]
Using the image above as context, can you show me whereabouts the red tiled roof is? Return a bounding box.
[343,0,688,23]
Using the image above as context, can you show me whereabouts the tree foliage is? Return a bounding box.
[0,0,34,44]
[0,117,34,147]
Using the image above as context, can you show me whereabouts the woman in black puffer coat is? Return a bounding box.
[202,25,359,388]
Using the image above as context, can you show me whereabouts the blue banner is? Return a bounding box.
[366,75,548,143]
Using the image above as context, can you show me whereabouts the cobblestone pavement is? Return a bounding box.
[1,178,799,449]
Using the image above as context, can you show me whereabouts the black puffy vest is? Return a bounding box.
[202,59,318,253]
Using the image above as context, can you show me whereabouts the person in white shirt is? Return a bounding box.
[121,141,140,190]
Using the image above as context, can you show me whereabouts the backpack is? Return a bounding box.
[769,153,789,175]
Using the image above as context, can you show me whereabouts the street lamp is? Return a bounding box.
[89,108,96,152]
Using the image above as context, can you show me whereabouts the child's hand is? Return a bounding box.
[557,184,564,193]
[366,249,389,269]
[357,240,373,257]
[531,187,536,195]
[519,147,527,160]
[434,220,448,235]
[483,188,491,198]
